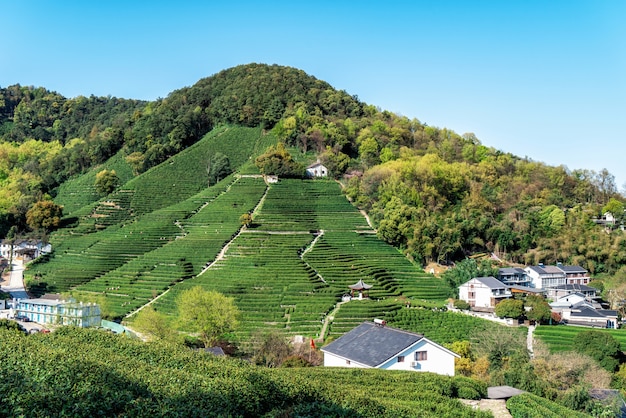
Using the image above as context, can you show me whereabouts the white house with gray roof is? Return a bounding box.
[321,322,459,376]
[458,276,512,309]
[524,264,590,289]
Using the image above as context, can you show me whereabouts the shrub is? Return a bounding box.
[453,299,470,310]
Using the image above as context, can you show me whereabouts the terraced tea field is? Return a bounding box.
[154,178,450,340]
[534,325,626,352]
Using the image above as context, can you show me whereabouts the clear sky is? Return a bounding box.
[2,1,625,189]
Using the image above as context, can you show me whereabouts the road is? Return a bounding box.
[1,259,28,300]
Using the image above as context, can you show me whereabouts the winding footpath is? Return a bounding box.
[125,183,271,319]
[1,259,28,300]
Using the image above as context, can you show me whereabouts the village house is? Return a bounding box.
[305,160,328,178]
[321,321,459,376]
[545,283,597,301]
[0,239,52,261]
[523,264,590,289]
[458,276,511,309]
[497,267,531,286]
[15,297,101,328]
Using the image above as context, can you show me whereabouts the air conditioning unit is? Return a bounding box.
[410,361,418,367]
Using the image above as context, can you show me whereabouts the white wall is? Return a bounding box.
[324,339,457,376]
[323,352,370,368]
[459,278,495,308]
[379,339,456,376]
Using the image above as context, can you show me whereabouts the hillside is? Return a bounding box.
[3,63,625,416]
[2,63,625,275]
[0,326,592,418]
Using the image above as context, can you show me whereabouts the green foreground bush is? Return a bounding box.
[0,327,495,417]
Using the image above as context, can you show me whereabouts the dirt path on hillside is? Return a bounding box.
[460,399,512,418]
[125,182,270,320]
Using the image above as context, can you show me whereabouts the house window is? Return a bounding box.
[414,351,427,361]
[468,292,476,299]
[346,360,351,365]
[397,355,405,363]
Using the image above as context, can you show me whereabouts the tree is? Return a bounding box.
[471,326,528,371]
[603,197,625,226]
[131,307,177,343]
[177,286,240,348]
[573,330,622,372]
[240,213,252,228]
[251,329,291,367]
[494,299,524,319]
[95,169,120,195]
[26,200,63,233]
[524,295,551,323]
[207,152,231,186]
[254,143,304,177]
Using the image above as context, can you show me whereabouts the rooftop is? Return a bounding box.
[321,322,424,367]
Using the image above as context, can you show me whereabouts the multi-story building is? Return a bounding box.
[497,267,531,286]
[15,298,101,328]
[458,276,512,309]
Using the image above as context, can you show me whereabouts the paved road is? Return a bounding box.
[1,259,28,300]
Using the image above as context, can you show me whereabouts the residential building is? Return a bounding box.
[546,284,597,301]
[322,321,459,376]
[458,276,512,309]
[561,306,618,328]
[0,239,52,261]
[15,298,101,328]
[497,267,530,286]
[305,161,328,178]
[525,265,566,288]
[558,265,590,285]
[524,264,590,289]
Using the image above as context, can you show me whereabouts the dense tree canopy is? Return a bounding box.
[177,286,240,348]
[25,200,63,233]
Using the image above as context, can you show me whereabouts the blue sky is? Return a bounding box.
[2,1,625,189]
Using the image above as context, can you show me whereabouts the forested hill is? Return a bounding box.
[1,63,625,273]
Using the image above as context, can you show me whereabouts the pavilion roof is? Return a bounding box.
[349,279,373,290]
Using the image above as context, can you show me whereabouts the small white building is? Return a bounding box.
[0,239,52,261]
[15,297,101,328]
[306,161,328,178]
[321,321,459,376]
[458,276,512,309]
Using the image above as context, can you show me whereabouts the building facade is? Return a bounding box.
[16,298,101,328]
[322,322,459,376]
[458,276,512,309]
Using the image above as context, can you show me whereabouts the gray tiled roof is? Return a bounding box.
[570,306,613,318]
[474,276,507,289]
[527,265,546,274]
[321,322,423,367]
[558,265,587,273]
[552,284,595,292]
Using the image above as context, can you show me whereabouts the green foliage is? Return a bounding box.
[471,325,528,371]
[506,393,590,418]
[25,200,63,233]
[453,299,470,310]
[573,330,622,372]
[0,327,494,417]
[441,259,497,297]
[385,307,505,346]
[177,286,240,347]
[94,169,120,195]
[494,299,524,319]
[254,143,304,177]
[206,152,231,186]
[603,197,625,225]
[524,294,552,323]
[128,307,178,343]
